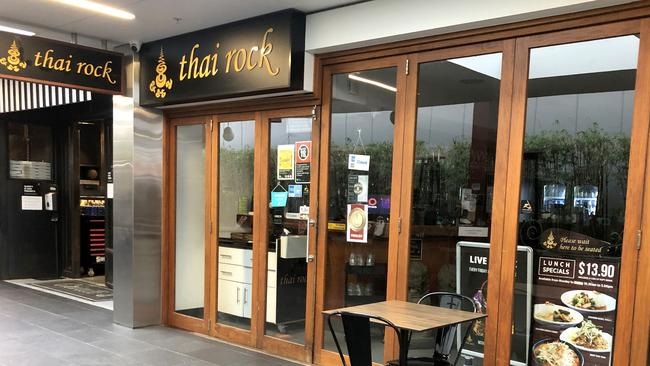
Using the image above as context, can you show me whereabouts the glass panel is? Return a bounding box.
[407,53,502,365]
[515,35,638,366]
[175,124,206,318]
[217,120,255,330]
[323,67,398,364]
[264,117,312,343]
[8,122,53,180]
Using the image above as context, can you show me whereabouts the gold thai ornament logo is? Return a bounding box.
[149,47,173,98]
[542,231,558,249]
[0,40,28,72]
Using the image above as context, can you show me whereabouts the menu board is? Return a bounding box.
[456,241,533,366]
[530,229,620,366]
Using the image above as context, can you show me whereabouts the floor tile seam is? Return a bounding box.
[189,332,306,365]
[0,297,71,322]
[128,345,232,366]
[0,286,92,314]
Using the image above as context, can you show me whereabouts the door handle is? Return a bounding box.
[305,217,316,263]
[243,288,248,304]
[219,271,232,276]
[236,287,240,304]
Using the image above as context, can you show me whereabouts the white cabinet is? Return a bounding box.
[217,246,278,323]
[242,283,252,319]
[217,279,243,317]
[266,284,276,324]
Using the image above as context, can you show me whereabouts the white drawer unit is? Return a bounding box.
[266,285,276,324]
[266,270,277,288]
[218,263,253,283]
[216,245,279,324]
[218,246,253,267]
[268,251,277,271]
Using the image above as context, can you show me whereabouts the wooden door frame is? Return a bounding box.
[209,111,259,347]
[496,19,647,366]
[255,106,321,363]
[313,55,409,365]
[395,39,516,366]
[164,115,212,334]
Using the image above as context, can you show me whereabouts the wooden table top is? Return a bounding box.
[322,300,486,332]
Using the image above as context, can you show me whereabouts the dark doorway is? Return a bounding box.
[0,93,113,284]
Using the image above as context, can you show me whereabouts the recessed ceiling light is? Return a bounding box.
[52,0,136,20]
[0,25,35,36]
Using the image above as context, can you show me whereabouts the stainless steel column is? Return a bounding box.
[113,47,163,327]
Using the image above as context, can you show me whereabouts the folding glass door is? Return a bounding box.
[396,41,514,366]
[499,21,650,366]
[168,116,212,333]
[316,57,409,365]
[258,107,320,363]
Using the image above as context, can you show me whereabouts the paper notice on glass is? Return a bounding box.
[270,191,289,208]
[348,154,370,171]
[347,174,368,203]
[288,184,303,198]
[277,144,294,180]
[22,196,43,210]
[346,203,368,243]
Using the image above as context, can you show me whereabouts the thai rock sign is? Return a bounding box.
[0,32,123,94]
[139,10,305,106]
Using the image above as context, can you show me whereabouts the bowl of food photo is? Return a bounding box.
[559,320,613,353]
[533,338,584,366]
[560,290,616,313]
[534,302,584,328]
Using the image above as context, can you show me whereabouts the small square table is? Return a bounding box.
[323,300,486,366]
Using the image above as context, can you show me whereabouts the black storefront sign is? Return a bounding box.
[0,31,123,94]
[139,10,305,107]
[457,241,533,365]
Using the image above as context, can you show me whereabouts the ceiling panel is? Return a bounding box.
[0,0,358,43]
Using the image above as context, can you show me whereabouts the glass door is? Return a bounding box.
[316,57,408,365]
[258,107,320,363]
[168,116,211,333]
[499,23,649,366]
[398,45,510,366]
[211,114,257,346]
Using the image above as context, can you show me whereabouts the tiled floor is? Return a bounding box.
[0,281,302,366]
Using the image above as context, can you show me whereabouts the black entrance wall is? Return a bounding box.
[0,94,112,280]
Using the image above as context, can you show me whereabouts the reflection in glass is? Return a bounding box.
[516,35,638,365]
[8,122,54,180]
[175,124,206,318]
[323,67,397,363]
[217,120,255,330]
[265,117,312,344]
[407,53,502,365]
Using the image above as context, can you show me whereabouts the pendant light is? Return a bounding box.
[223,122,234,141]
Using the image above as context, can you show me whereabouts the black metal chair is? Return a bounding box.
[327,311,404,366]
[387,292,479,366]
